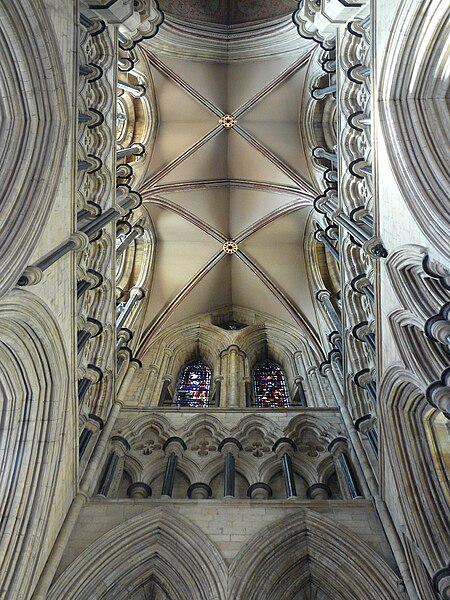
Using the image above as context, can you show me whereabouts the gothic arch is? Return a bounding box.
[379,366,450,577]
[0,0,69,297]
[229,511,404,600]
[379,0,450,261]
[385,245,449,321]
[48,509,227,600]
[284,414,340,445]
[126,412,173,440]
[0,290,72,599]
[389,309,447,385]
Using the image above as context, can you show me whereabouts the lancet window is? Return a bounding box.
[175,360,211,408]
[253,360,289,408]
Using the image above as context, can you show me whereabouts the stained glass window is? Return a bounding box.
[175,360,211,408]
[253,361,289,408]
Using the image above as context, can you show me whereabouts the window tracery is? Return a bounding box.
[253,360,289,408]
[175,360,211,408]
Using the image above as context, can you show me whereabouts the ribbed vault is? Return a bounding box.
[135,17,323,360]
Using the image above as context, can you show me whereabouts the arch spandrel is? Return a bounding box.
[229,510,405,600]
[48,508,227,600]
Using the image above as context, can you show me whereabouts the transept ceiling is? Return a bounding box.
[137,9,321,356]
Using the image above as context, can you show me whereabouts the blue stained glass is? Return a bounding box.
[176,361,211,407]
[253,361,289,408]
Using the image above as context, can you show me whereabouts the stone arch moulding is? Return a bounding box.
[379,0,450,262]
[229,511,405,600]
[0,0,69,297]
[0,290,72,599]
[378,366,450,577]
[48,509,227,600]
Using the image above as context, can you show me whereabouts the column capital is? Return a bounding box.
[307,483,331,500]
[354,414,373,434]
[117,346,133,364]
[319,361,333,376]
[433,565,450,599]
[247,482,272,500]
[272,437,297,456]
[328,330,342,346]
[163,436,187,456]
[425,312,450,345]
[134,224,145,237]
[85,317,103,338]
[314,229,326,243]
[187,482,212,499]
[116,220,132,236]
[426,375,450,417]
[19,265,44,286]
[325,224,339,240]
[352,321,371,341]
[70,231,90,252]
[85,364,103,384]
[129,357,143,370]
[363,236,388,259]
[116,163,133,179]
[328,436,348,455]
[350,273,371,294]
[218,437,242,455]
[354,368,372,389]
[328,349,341,363]
[316,289,332,303]
[130,286,145,300]
[221,344,246,358]
[111,435,131,452]
[85,268,103,290]
[117,327,133,345]
[127,482,152,499]
[87,413,104,430]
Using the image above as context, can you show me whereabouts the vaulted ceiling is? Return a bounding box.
[138,9,321,354]
[157,0,294,25]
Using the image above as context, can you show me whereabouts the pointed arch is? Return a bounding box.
[175,359,212,407]
[0,290,72,598]
[229,511,404,600]
[252,359,290,408]
[48,509,227,600]
[379,366,450,579]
